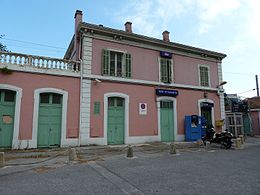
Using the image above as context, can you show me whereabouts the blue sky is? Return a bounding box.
[1,0,259,98]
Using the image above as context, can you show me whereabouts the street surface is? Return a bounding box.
[0,138,260,195]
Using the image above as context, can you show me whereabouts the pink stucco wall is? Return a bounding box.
[90,82,158,137]
[91,39,220,86]
[0,72,80,139]
[174,55,219,87]
[250,111,260,135]
[89,81,221,138]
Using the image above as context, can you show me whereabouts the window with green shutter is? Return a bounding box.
[101,49,132,78]
[160,57,172,83]
[199,66,210,87]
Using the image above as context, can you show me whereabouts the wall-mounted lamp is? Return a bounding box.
[217,81,227,96]
[94,78,101,83]
[217,81,227,88]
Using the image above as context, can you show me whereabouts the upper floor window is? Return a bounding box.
[160,57,172,83]
[102,49,131,78]
[199,65,210,87]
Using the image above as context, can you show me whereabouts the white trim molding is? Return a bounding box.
[30,88,72,148]
[0,84,22,149]
[85,74,218,92]
[156,96,178,141]
[103,92,129,145]
[198,99,215,126]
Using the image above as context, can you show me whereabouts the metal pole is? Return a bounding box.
[256,75,259,97]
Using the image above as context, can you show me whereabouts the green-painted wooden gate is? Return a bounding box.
[107,97,125,145]
[0,90,16,148]
[160,100,174,142]
[201,107,212,126]
[38,93,62,147]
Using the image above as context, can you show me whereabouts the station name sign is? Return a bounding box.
[156,89,178,97]
[160,51,172,59]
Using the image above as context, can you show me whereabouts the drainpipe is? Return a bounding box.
[78,59,83,146]
[78,33,83,147]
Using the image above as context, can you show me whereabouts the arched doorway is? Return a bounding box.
[157,97,177,142]
[160,100,174,142]
[0,89,16,148]
[107,97,125,145]
[198,99,215,127]
[37,92,63,147]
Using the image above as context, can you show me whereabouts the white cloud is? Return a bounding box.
[197,0,241,34]
[247,0,260,42]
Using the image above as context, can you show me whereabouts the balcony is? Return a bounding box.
[0,51,80,76]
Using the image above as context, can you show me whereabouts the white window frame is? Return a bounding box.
[198,64,211,87]
[158,57,174,84]
[105,48,127,77]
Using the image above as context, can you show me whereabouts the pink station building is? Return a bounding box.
[0,10,226,149]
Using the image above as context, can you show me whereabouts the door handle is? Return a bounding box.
[0,128,2,131]
[49,128,52,132]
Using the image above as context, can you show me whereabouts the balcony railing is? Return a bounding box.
[0,51,80,72]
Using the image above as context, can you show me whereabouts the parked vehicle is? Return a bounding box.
[202,125,234,149]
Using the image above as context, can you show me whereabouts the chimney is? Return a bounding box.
[125,21,132,33]
[74,10,83,60]
[162,30,170,42]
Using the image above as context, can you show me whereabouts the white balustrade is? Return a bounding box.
[0,51,80,72]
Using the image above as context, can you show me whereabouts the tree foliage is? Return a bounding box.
[0,35,9,52]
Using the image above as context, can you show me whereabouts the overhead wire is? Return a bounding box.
[223,71,255,76]
[2,43,64,53]
[2,37,66,49]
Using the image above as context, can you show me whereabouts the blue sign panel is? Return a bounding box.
[160,51,172,59]
[156,89,178,97]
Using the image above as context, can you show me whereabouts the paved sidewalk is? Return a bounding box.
[1,136,260,171]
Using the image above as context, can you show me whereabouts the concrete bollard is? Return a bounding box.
[68,148,78,161]
[235,138,242,149]
[205,142,210,150]
[0,152,5,167]
[169,143,177,154]
[196,139,204,147]
[126,145,133,158]
[238,135,244,144]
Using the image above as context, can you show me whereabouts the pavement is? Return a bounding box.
[1,136,260,174]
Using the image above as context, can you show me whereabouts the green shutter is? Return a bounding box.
[102,49,109,75]
[125,53,131,78]
[167,60,172,83]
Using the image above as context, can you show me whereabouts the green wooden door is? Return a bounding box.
[201,107,212,126]
[160,100,174,142]
[107,97,125,145]
[0,90,16,148]
[38,93,62,147]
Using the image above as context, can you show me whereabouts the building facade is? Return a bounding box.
[0,10,226,149]
[65,10,227,145]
